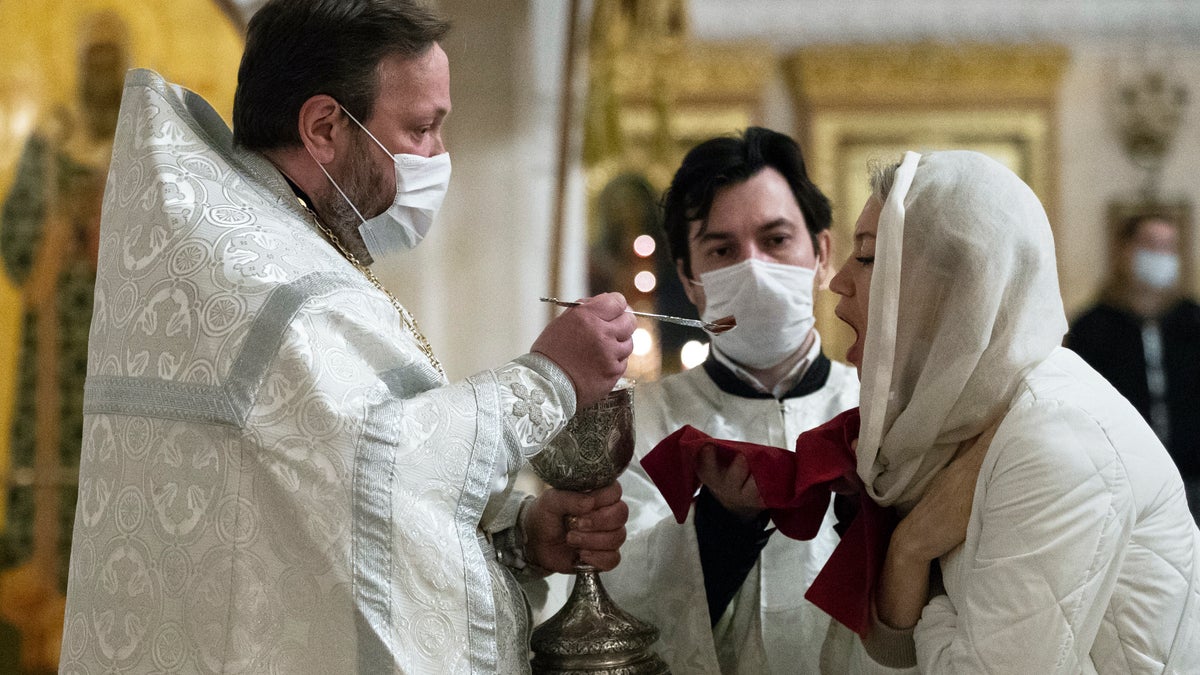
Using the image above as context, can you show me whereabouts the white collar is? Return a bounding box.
[711,332,822,399]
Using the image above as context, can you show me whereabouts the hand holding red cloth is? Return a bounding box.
[639,407,895,637]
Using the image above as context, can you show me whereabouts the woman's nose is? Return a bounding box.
[828,262,851,296]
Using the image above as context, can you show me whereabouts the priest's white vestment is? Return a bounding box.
[594,356,858,674]
[60,69,576,674]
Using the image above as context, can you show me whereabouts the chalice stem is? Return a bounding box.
[568,564,611,607]
[530,566,670,674]
[528,382,667,673]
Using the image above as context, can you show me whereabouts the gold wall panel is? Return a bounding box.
[789,42,1068,108]
[786,42,1068,363]
[609,45,777,105]
[587,43,775,197]
[0,2,243,670]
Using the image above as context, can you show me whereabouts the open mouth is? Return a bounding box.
[834,308,864,366]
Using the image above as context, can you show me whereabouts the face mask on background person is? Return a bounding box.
[1132,249,1180,290]
[313,105,452,262]
[696,258,817,369]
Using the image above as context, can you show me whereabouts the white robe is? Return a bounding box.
[584,357,859,674]
[60,69,576,674]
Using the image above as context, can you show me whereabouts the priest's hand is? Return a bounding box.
[695,444,765,522]
[532,293,636,409]
[524,482,628,573]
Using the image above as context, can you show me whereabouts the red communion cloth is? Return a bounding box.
[640,407,895,636]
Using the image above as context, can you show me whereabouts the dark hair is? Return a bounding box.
[233,0,450,151]
[661,126,831,278]
[1117,212,1177,243]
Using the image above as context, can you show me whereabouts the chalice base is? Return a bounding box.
[530,565,670,675]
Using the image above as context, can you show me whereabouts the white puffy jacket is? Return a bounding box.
[844,348,1200,674]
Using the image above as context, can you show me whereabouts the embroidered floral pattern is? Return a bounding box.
[511,383,548,430]
[497,361,569,454]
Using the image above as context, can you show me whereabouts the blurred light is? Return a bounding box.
[680,340,709,370]
[633,235,656,257]
[632,327,653,356]
[633,270,656,292]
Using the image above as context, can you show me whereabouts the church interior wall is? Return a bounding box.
[416,1,1200,377]
[692,2,1200,318]
[375,0,580,380]
[751,42,1200,320]
[0,3,246,668]
[1054,44,1200,314]
[0,0,1197,668]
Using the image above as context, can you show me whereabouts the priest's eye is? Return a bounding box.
[855,256,875,266]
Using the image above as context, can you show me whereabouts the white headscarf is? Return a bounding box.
[857,151,1067,510]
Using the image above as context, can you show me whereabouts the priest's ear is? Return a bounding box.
[297,94,349,164]
[813,230,833,290]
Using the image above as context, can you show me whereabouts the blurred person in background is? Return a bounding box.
[1068,214,1200,523]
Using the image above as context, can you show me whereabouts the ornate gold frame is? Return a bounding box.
[0,3,244,670]
[785,42,1069,360]
[585,42,775,203]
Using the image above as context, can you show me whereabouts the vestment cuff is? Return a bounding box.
[516,352,577,419]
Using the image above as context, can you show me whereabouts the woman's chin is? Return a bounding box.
[845,339,863,370]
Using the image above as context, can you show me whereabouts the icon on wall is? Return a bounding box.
[0,3,244,670]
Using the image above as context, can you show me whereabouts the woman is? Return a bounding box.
[826,151,1200,672]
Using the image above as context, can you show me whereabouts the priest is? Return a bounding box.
[60,1,634,672]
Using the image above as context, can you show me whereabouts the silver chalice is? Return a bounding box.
[528,381,669,675]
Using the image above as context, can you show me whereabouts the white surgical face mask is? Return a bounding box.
[1133,249,1180,290]
[313,105,451,262]
[696,258,817,369]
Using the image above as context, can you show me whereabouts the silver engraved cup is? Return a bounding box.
[528,382,669,675]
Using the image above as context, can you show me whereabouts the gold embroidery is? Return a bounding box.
[300,202,445,378]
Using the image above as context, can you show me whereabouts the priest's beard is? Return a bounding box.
[313,127,391,264]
